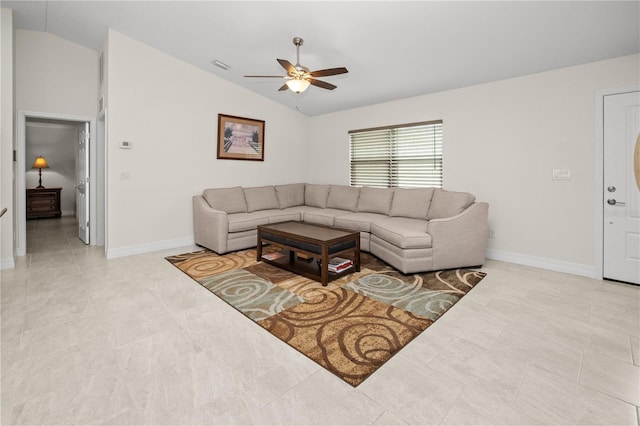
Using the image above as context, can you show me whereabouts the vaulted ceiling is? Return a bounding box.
[3,1,639,116]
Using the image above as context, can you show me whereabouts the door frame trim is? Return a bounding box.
[16,111,96,256]
[594,87,639,280]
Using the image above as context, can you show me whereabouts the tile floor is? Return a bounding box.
[1,216,639,425]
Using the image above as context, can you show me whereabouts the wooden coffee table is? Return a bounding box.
[257,221,360,286]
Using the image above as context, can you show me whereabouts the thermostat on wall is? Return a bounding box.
[120,141,132,149]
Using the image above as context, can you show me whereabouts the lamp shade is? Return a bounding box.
[32,156,49,169]
[285,78,311,93]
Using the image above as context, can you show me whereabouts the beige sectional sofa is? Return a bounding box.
[193,183,488,273]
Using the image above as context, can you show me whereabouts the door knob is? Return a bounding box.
[607,199,626,206]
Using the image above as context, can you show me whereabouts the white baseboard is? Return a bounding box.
[486,248,595,278]
[1,257,15,270]
[61,210,75,217]
[106,236,196,259]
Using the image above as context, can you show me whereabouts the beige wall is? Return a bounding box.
[105,31,310,257]
[308,54,640,276]
[0,8,14,268]
[15,30,98,116]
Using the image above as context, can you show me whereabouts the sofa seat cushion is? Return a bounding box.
[335,212,389,233]
[266,209,302,224]
[302,208,351,226]
[227,212,270,232]
[370,217,432,249]
[280,205,319,215]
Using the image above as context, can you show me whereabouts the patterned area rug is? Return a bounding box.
[166,247,486,386]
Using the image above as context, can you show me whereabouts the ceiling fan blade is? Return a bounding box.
[277,59,298,76]
[310,67,348,77]
[309,78,337,90]
[244,75,286,78]
[278,84,289,92]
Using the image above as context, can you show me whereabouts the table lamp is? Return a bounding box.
[32,156,49,188]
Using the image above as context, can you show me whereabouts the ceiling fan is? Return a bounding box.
[244,37,348,93]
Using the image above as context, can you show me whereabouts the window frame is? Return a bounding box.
[348,119,443,188]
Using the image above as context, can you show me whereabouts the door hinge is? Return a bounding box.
[13,150,16,161]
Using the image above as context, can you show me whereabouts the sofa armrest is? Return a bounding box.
[426,202,489,270]
[193,195,229,254]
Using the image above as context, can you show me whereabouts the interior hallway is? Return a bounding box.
[25,216,86,255]
[1,217,639,425]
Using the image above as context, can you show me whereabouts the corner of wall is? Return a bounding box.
[1,8,16,269]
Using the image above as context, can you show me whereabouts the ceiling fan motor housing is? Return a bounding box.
[293,65,310,77]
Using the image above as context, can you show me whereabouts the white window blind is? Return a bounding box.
[349,120,443,188]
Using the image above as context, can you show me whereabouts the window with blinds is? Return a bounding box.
[349,120,443,188]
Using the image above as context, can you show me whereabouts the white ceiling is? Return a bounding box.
[3,1,639,116]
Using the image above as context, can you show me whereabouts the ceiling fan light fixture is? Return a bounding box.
[285,78,310,93]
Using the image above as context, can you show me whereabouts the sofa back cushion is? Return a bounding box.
[305,184,330,208]
[275,183,305,209]
[327,185,361,211]
[243,186,280,212]
[203,186,247,214]
[356,187,394,215]
[427,189,476,220]
[390,187,435,219]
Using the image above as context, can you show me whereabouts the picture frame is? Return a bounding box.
[217,114,265,161]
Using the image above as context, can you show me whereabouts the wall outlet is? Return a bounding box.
[488,228,496,239]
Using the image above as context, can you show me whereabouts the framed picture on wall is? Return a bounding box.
[217,114,265,161]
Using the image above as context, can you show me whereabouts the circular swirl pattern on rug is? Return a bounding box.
[166,247,485,386]
[259,288,432,385]
[200,269,302,321]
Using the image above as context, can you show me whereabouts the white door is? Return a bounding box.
[76,123,90,244]
[603,91,640,285]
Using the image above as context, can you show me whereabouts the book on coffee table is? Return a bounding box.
[329,263,353,273]
[262,252,285,261]
[328,257,353,272]
[329,257,352,267]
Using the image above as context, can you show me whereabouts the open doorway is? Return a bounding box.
[26,118,83,216]
[16,111,104,257]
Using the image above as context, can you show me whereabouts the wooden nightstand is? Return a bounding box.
[26,188,62,219]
